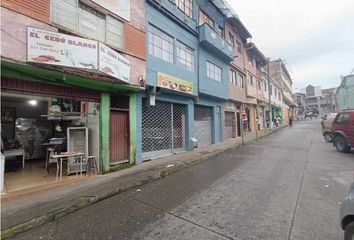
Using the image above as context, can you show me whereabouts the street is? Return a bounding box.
[11,120,354,240]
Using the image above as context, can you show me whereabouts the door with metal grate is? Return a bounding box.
[142,101,186,159]
[224,111,235,139]
[194,105,212,148]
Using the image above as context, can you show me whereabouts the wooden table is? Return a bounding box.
[51,152,84,181]
[4,149,25,169]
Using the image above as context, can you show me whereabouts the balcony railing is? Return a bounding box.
[198,23,235,62]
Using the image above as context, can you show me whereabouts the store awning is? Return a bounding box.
[1,60,144,93]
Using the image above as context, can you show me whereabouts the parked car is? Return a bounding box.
[332,110,354,153]
[340,182,354,240]
[321,113,338,142]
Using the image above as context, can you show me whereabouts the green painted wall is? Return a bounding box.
[129,94,137,164]
[99,93,110,173]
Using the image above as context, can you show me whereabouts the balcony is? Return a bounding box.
[198,23,235,62]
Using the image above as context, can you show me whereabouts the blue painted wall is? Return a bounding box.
[145,3,199,96]
[198,46,229,99]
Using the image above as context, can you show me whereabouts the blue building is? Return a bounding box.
[136,0,234,163]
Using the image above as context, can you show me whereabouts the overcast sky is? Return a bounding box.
[227,0,354,91]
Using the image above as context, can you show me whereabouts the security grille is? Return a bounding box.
[111,95,129,110]
[142,101,186,159]
[194,105,212,148]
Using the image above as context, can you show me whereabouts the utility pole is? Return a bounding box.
[267,58,272,130]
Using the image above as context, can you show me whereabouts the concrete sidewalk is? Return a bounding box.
[1,126,286,239]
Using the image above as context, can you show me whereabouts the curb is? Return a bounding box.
[1,126,284,239]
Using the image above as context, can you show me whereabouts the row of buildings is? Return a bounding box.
[295,74,354,116]
[1,0,297,184]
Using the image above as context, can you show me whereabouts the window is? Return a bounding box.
[278,92,281,101]
[230,69,237,85]
[270,85,273,95]
[228,32,234,47]
[199,10,214,28]
[177,41,194,72]
[248,74,254,85]
[237,40,242,53]
[275,88,277,96]
[51,0,124,49]
[335,113,351,124]
[176,0,193,18]
[217,26,224,37]
[207,61,222,82]
[257,80,261,90]
[239,75,244,88]
[264,82,267,92]
[148,26,174,63]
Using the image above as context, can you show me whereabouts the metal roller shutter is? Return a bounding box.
[142,101,186,159]
[194,105,212,148]
[224,111,234,139]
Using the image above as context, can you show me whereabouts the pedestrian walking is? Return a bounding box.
[289,116,293,128]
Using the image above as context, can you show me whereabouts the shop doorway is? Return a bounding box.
[1,93,99,193]
[224,111,235,139]
[109,111,129,164]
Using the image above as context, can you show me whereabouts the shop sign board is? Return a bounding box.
[224,101,236,111]
[27,27,98,70]
[98,43,130,83]
[157,72,193,95]
[92,0,130,21]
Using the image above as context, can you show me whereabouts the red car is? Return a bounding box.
[332,109,354,153]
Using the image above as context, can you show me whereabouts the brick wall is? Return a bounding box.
[225,22,245,71]
[1,0,50,24]
[124,24,146,60]
[130,0,145,31]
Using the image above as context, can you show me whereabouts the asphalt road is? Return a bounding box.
[12,120,354,240]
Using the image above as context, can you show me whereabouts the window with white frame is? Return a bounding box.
[237,40,242,53]
[176,41,194,72]
[199,10,214,28]
[207,61,222,82]
[278,92,281,101]
[264,82,267,92]
[51,0,124,49]
[248,74,254,85]
[176,0,193,18]
[148,25,174,63]
[239,74,244,88]
[230,69,237,85]
[228,32,234,47]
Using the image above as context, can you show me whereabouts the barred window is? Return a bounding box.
[199,10,214,28]
[148,25,174,63]
[177,41,194,72]
[207,61,222,82]
[176,0,193,18]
